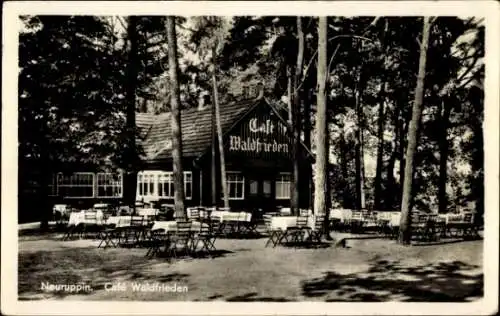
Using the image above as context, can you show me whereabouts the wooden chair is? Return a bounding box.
[193,223,218,257]
[281,216,310,246]
[189,207,201,221]
[349,210,364,233]
[82,210,100,238]
[97,222,118,249]
[264,215,282,247]
[167,221,193,259]
[308,215,325,245]
[145,229,169,258]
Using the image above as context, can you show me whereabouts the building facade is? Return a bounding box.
[43,96,313,213]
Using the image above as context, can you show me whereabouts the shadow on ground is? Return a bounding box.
[18,247,192,300]
[225,292,293,302]
[301,259,483,302]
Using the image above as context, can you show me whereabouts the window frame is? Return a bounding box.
[225,171,245,200]
[275,172,291,200]
[137,170,192,200]
[56,172,95,198]
[96,172,123,198]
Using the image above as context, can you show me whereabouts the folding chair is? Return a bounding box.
[189,207,201,221]
[62,223,83,240]
[280,216,310,247]
[145,229,169,258]
[167,221,193,259]
[264,215,282,247]
[193,223,218,257]
[97,222,118,248]
[349,210,365,233]
[82,211,99,238]
[308,215,325,246]
[119,216,144,247]
[411,213,429,242]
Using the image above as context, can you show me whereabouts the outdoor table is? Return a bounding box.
[68,210,105,226]
[137,208,159,218]
[151,221,204,233]
[106,216,144,227]
[269,216,314,246]
[93,203,109,210]
[329,209,353,223]
[218,212,253,235]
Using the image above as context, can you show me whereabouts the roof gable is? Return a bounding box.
[137,97,313,163]
[138,98,258,161]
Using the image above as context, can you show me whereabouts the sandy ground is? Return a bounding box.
[18,233,483,302]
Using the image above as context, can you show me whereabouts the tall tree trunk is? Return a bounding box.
[290,16,304,215]
[399,115,408,202]
[287,66,293,126]
[211,96,217,206]
[354,72,365,210]
[385,107,400,210]
[398,16,431,245]
[124,16,139,211]
[166,16,186,219]
[39,132,51,231]
[340,127,350,209]
[314,16,328,235]
[438,100,451,214]
[212,47,229,209]
[374,82,387,210]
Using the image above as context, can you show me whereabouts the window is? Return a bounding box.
[275,173,291,199]
[138,171,192,200]
[225,172,245,200]
[48,174,57,196]
[137,172,156,197]
[97,173,122,198]
[249,179,258,195]
[57,173,94,198]
[184,172,192,199]
[158,172,174,198]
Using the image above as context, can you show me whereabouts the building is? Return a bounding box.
[43,95,314,213]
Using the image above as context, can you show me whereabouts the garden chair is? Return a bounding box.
[411,213,430,241]
[349,210,365,233]
[193,223,218,257]
[82,210,99,238]
[145,229,169,258]
[280,216,310,247]
[62,223,84,240]
[264,214,282,247]
[188,207,201,221]
[308,215,325,246]
[167,221,193,259]
[97,221,118,248]
[461,213,479,239]
[118,216,144,247]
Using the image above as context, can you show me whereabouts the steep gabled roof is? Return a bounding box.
[137,98,259,161]
[136,97,314,163]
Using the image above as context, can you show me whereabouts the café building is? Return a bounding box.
[47,95,314,213]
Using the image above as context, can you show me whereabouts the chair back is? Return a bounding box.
[263,214,273,230]
[130,216,144,227]
[314,215,325,231]
[189,207,201,220]
[296,216,308,227]
[280,207,292,216]
[176,221,192,238]
[351,210,363,221]
[463,212,473,224]
[299,209,311,217]
[84,210,98,220]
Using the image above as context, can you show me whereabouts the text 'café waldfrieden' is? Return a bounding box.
[48,95,314,213]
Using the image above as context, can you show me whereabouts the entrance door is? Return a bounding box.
[247,172,275,215]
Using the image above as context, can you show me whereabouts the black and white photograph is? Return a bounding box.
[2,1,499,315]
